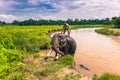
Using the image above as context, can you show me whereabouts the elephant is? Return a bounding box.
[45,33,76,60]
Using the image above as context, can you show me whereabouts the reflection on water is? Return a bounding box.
[71,28,120,76]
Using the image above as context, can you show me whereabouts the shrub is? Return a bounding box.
[114,17,120,28]
[2,38,15,49]
[92,73,120,80]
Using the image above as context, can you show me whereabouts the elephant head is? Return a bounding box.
[51,33,65,56]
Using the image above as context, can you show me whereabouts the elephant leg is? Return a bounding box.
[54,52,59,61]
[54,48,64,61]
[63,46,68,55]
[54,53,63,61]
[67,29,70,36]
[47,49,53,57]
[56,48,65,56]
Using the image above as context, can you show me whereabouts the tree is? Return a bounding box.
[11,20,19,25]
[74,18,79,25]
[66,19,73,25]
[0,20,6,26]
[114,17,120,28]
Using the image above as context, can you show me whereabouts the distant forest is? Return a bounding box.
[0,16,120,28]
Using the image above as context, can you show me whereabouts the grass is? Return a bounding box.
[95,28,120,36]
[0,25,62,53]
[5,54,80,80]
[51,73,81,80]
[0,25,81,80]
[93,73,120,80]
[0,25,62,79]
[73,24,114,29]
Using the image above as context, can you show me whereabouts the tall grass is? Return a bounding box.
[73,24,114,29]
[95,28,120,36]
[0,25,62,53]
[0,25,80,79]
[93,73,120,80]
[0,25,62,79]
[5,55,76,80]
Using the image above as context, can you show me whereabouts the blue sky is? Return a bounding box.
[0,0,120,22]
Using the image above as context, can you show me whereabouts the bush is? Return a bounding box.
[92,73,120,80]
[95,28,113,35]
[0,25,62,79]
[114,17,120,28]
[95,28,120,36]
[2,38,15,49]
[58,54,74,67]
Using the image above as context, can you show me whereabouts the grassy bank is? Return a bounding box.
[0,25,62,53]
[0,25,81,80]
[95,28,120,36]
[93,73,120,80]
[5,54,81,80]
[73,24,114,29]
[0,25,61,79]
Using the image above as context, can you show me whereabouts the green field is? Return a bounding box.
[0,25,62,79]
[0,25,82,80]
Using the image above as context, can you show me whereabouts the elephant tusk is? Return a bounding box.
[47,49,53,56]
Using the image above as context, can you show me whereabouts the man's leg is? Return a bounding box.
[63,29,66,34]
[67,29,70,36]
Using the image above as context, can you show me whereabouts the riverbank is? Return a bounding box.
[0,25,85,80]
[39,50,93,80]
[95,28,120,43]
[95,28,120,36]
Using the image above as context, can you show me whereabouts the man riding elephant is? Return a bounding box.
[45,33,76,61]
[62,23,71,36]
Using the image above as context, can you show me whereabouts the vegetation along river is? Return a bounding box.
[70,28,120,77]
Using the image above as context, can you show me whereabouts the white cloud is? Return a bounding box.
[1,0,120,22]
[0,14,18,22]
[48,0,120,19]
[0,0,20,12]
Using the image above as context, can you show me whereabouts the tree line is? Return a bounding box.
[11,18,111,25]
[0,21,6,26]
[0,16,120,28]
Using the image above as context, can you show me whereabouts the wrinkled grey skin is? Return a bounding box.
[59,35,76,56]
[51,33,65,56]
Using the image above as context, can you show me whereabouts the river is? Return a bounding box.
[71,28,120,77]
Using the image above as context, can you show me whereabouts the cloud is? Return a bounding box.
[0,0,20,12]
[0,14,18,22]
[28,0,50,5]
[0,0,120,22]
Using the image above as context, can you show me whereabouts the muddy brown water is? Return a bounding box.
[71,28,120,77]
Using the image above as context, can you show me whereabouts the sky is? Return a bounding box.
[0,0,120,22]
